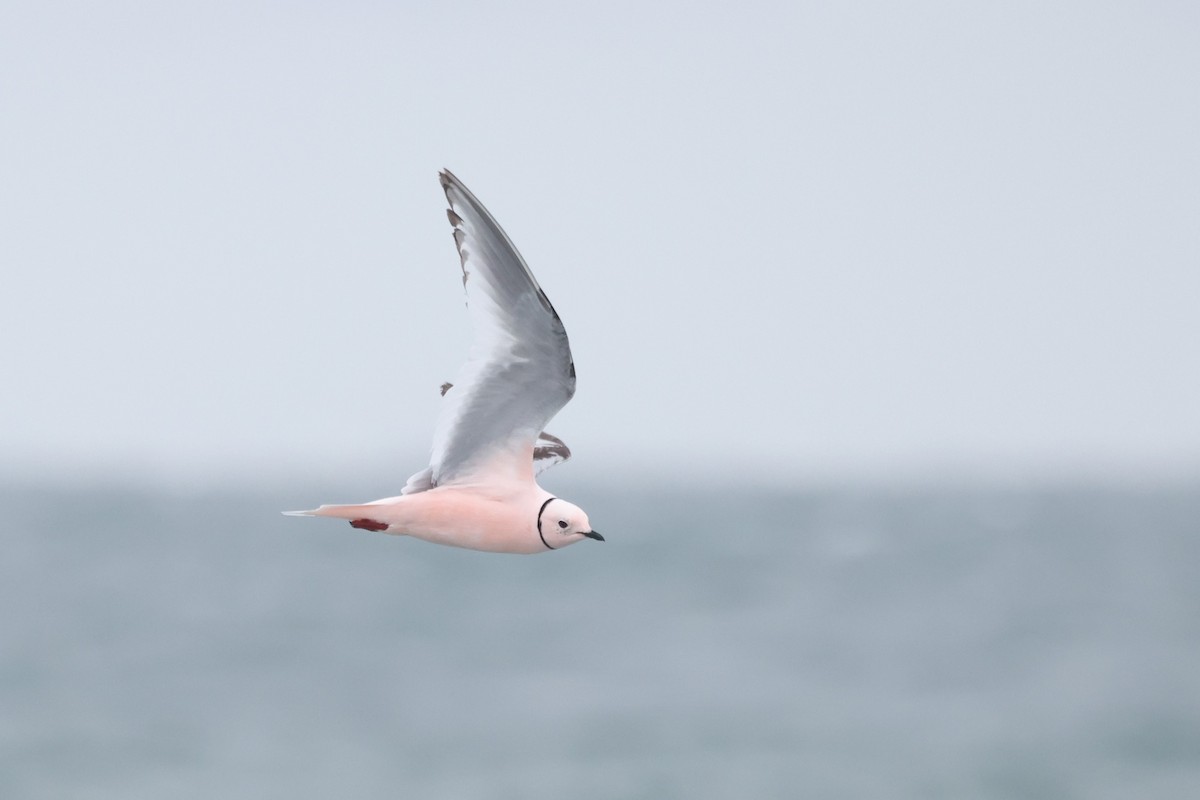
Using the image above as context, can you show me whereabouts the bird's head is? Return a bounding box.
[538,498,603,550]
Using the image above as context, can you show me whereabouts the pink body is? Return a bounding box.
[309,483,555,554]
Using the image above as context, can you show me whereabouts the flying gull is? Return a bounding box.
[285,170,601,553]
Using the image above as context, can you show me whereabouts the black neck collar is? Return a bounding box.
[536,497,557,550]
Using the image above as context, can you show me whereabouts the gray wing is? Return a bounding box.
[423,170,576,487]
[416,381,573,488]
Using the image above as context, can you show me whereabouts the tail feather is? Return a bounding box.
[283,503,394,521]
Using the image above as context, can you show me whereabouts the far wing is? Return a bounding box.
[533,431,572,476]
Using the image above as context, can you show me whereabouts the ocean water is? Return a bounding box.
[2,480,1198,799]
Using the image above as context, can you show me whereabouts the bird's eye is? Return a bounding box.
[558,520,568,529]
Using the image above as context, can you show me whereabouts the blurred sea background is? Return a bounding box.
[4,2,1200,798]
[4,477,1198,799]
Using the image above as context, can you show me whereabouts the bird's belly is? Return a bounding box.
[379,488,545,555]
[402,524,543,554]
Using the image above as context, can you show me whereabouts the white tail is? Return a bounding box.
[283,502,397,521]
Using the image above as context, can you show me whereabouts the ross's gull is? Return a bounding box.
[284,170,601,554]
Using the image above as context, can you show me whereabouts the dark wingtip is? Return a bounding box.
[439,169,465,194]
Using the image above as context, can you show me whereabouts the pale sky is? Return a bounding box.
[2,1,1198,487]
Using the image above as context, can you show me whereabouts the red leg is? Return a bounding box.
[350,518,389,532]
